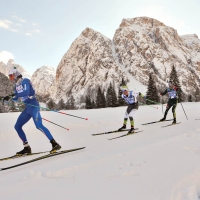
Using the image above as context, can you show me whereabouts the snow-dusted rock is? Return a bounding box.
[0,72,14,97]
[49,28,129,103]
[31,66,56,97]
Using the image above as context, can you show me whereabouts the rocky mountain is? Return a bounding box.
[31,66,55,97]
[33,17,200,104]
[0,72,15,112]
[113,17,200,94]
[48,27,146,104]
[0,59,31,79]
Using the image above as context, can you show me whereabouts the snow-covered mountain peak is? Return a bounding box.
[81,27,111,41]
[119,17,165,29]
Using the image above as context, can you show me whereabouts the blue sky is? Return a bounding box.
[1,0,200,75]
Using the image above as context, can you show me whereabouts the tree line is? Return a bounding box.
[85,65,200,109]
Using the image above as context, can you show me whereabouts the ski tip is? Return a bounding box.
[85,118,88,120]
[66,128,70,131]
[0,169,2,171]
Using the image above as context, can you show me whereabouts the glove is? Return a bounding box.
[3,96,11,102]
[3,94,16,102]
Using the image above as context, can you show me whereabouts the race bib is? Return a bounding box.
[16,85,23,93]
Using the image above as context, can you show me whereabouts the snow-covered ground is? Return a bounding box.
[1,102,200,200]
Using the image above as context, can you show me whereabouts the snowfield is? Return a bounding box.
[1,102,200,200]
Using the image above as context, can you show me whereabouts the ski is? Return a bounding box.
[142,119,173,125]
[108,130,143,140]
[162,122,181,128]
[0,147,85,171]
[92,128,138,136]
[0,151,49,162]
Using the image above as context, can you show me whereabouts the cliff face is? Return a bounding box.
[49,28,128,103]
[113,17,200,94]
[31,66,55,97]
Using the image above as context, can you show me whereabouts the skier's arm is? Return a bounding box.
[160,89,168,96]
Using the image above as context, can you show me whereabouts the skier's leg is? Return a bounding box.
[14,111,31,144]
[118,110,128,131]
[172,100,178,123]
[15,111,32,155]
[128,109,136,133]
[160,103,171,121]
[32,108,54,141]
[32,108,61,152]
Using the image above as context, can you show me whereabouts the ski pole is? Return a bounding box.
[15,101,88,120]
[180,101,188,120]
[42,118,69,130]
[138,102,158,109]
[146,98,161,105]
[2,100,70,130]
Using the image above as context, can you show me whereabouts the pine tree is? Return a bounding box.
[47,99,55,110]
[106,83,118,107]
[195,87,200,102]
[85,95,92,109]
[118,79,127,106]
[68,95,76,110]
[91,100,96,109]
[169,65,183,102]
[188,95,193,102]
[58,99,65,110]
[106,83,113,107]
[96,87,106,108]
[112,85,118,107]
[121,78,126,86]
[146,74,160,105]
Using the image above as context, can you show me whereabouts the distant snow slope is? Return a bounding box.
[1,102,200,200]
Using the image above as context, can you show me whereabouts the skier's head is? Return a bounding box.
[8,67,22,82]
[121,85,129,95]
[168,81,174,88]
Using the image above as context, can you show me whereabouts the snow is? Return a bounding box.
[1,103,200,199]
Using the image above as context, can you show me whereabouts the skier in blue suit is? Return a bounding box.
[3,67,61,155]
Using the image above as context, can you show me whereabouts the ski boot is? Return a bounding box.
[128,126,135,134]
[118,124,126,131]
[50,139,61,153]
[159,117,166,122]
[16,145,32,155]
[172,118,176,124]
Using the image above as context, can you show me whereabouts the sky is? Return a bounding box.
[0,0,200,75]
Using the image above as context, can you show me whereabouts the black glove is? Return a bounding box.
[3,94,15,102]
[3,96,11,102]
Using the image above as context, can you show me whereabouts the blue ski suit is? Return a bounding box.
[13,78,53,144]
